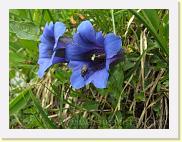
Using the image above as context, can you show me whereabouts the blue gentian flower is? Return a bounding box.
[66,20,123,89]
[38,22,71,78]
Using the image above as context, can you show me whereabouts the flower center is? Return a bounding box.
[55,48,65,58]
[91,53,106,62]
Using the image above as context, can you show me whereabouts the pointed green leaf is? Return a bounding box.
[10,89,31,115]
[142,9,160,32]
[30,91,57,129]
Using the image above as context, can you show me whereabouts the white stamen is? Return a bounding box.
[91,54,96,61]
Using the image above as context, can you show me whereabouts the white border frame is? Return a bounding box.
[0,0,179,139]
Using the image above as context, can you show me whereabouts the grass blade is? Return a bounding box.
[129,9,168,56]
[30,90,57,129]
[111,9,116,34]
[10,89,31,115]
[142,9,160,32]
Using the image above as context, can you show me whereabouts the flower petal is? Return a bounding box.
[37,58,52,78]
[96,31,104,46]
[73,33,95,49]
[38,51,65,78]
[68,61,88,71]
[70,70,85,89]
[38,22,68,78]
[77,20,96,43]
[55,37,72,49]
[38,43,53,58]
[65,37,93,61]
[54,22,66,49]
[40,35,53,47]
[86,68,109,88]
[40,22,54,46]
[43,22,54,38]
[52,56,65,64]
[104,33,122,58]
[105,53,123,70]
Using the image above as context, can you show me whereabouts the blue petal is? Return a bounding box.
[38,58,52,78]
[106,57,118,70]
[38,22,67,78]
[43,22,54,38]
[38,43,53,58]
[70,70,85,89]
[106,59,111,70]
[68,61,88,71]
[86,68,109,88]
[65,43,78,61]
[39,22,55,49]
[65,36,93,61]
[104,33,122,59]
[77,20,96,43]
[96,31,104,46]
[54,22,66,49]
[52,56,65,64]
[54,22,66,40]
[41,22,54,42]
[38,51,65,78]
[54,37,72,51]
[73,33,94,50]
[106,51,124,70]
[66,32,104,61]
[38,51,56,78]
[40,34,54,47]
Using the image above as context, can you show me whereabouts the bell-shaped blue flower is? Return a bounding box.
[38,22,71,78]
[66,20,123,89]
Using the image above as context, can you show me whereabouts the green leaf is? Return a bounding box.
[9,9,31,21]
[33,10,42,25]
[98,117,109,128]
[82,101,99,111]
[9,21,40,41]
[162,12,169,41]
[53,69,71,84]
[109,63,124,90]
[10,89,31,115]
[135,92,145,102]
[122,116,135,128]
[30,91,57,128]
[9,70,16,79]
[123,61,135,71]
[142,10,160,32]
[153,102,161,117]
[68,115,89,128]
[125,49,147,79]
[9,51,26,66]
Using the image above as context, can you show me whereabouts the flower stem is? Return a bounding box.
[111,9,116,34]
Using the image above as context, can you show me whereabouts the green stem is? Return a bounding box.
[111,9,116,34]
[59,84,64,126]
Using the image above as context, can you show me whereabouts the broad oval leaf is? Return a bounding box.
[9,21,40,41]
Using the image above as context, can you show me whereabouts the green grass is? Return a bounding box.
[9,9,169,129]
